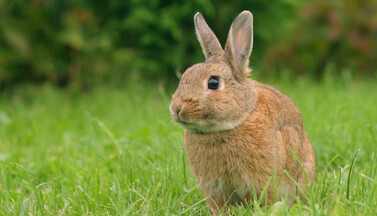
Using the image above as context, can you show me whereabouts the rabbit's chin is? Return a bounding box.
[177,118,244,134]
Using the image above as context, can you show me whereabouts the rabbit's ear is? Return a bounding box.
[194,12,223,60]
[225,11,253,81]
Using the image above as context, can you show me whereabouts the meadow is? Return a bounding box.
[0,75,376,215]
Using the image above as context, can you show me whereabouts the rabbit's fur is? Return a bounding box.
[170,11,316,213]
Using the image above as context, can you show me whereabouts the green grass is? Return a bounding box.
[0,76,376,215]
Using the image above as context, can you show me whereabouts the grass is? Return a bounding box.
[0,75,376,215]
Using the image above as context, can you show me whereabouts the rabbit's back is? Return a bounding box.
[253,82,315,187]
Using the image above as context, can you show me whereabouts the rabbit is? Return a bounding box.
[169,11,316,213]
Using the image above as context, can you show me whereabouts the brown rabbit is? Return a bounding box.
[169,11,316,213]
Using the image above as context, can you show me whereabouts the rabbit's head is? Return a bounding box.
[170,11,257,133]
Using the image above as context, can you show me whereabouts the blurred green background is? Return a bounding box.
[0,0,376,89]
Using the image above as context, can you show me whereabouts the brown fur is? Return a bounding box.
[170,11,316,214]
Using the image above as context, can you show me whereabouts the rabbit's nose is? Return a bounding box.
[176,107,182,116]
[175,106,184,121]
[170,103,182,121]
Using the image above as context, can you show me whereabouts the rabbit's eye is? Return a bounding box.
[208,76,219,90]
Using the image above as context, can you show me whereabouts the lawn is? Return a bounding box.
[0,76,376,215]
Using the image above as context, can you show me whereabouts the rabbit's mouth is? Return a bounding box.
[175,117,243,134]
[175,117,198,129]
[175,118,190,126]
[170,104,245,133]
[179,121,211,133]
[174,116,209,132]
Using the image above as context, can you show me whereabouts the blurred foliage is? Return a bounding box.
[0,0,297,88]
[0,0,376,88]
[263,0,377,79]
